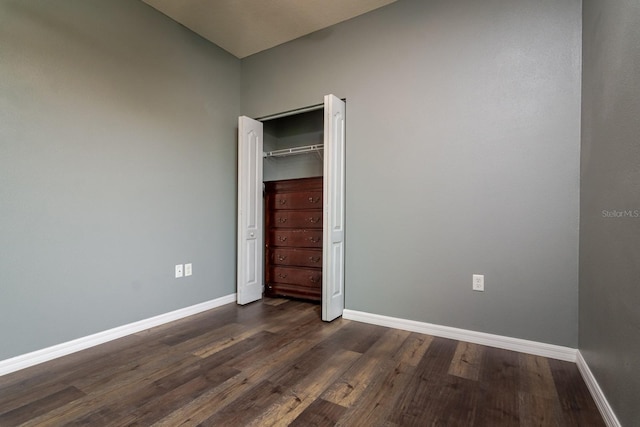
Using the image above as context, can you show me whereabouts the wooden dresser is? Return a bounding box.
[264,177,323,301]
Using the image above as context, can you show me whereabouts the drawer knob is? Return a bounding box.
[308,197,320,204]
[308,256,320,263]
[307,217,320,224]
[278,236,288,242]
[278,255,287,261]
[278,199,287,205]
[308,236,321,243]
[310,276,320,283]
[278,217,287,223]
[278,273,287,279]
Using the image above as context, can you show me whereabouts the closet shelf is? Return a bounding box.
[263,144,324,159]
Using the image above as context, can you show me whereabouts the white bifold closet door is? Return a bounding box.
[236,116,263,305]
[322,94,346,321]
[236,94,346,321]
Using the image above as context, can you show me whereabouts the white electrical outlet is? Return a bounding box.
[185,263,192,277]
[472,274,484,291]
[175,264,184,278]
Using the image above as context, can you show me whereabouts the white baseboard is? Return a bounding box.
[342,309,577,362]
[0,293,237,377]
[576,351,621,427]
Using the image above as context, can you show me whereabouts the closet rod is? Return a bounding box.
[263,144,324,158]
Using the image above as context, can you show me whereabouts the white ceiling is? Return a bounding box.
[142,0,397,58]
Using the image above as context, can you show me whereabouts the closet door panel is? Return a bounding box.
[237,116,263,305]
[322,94,346,321]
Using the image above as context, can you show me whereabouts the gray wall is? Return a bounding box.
[0,1,240,360]
[0,0,585,362]
[580,0,640,425]
[242,0,582,346]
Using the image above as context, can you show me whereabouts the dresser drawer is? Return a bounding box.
[268,248,322,268]
[266,283,321,301]
[268,210,323,229]
[268,229,323,248]
[267,266,322,288]
[267,191,323,210]
[265,177,322,193]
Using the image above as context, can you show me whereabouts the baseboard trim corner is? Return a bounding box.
[576,351,621,427]
[342,309,577,362]
[0,293,237,377]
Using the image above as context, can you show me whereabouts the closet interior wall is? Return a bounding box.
[262,109,324,181]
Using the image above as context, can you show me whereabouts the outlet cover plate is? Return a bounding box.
[472,274,484,291]
[185,263,192,277]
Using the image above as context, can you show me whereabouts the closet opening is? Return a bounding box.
[262,109,325,302]
[237,94,345,321]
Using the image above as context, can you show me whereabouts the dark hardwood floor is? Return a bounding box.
[0,299,605,426]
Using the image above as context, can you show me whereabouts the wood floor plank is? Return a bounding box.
[516,352,565,426]
[548,358,607,426]
[290,398,347,427]
[0,331,149,393]
[206,322,382,426]
[322,321,387,354]
[202,343,358,426]
[20,354,200,427]
[23,332,272,426]
[72,345,201,394]
[448,341,484,381]
[321,352,386,408]
[0,386,85,426]
[518,353,559,399]
[0,299,605,427]
[393,332,434,367]
[0,381,71,415]
[228,310,319,370]
[334,333,433,426]
[191,327,266,359]
[228,315,348,373]
[243,349,360,427]
[387,336,459,425]
[333,358,404,426]
[0,333,161,399]
[140,305,240,345]
[417,374,480,427]
[473,346,522,426]
[321,328,409,408]
[518,391,564,427]
[392,337,484,426]
[262,297,290,306]
[195,379,283,427]
[263,302,320,334]
[151,316,356,425]
[117,375,232,426]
